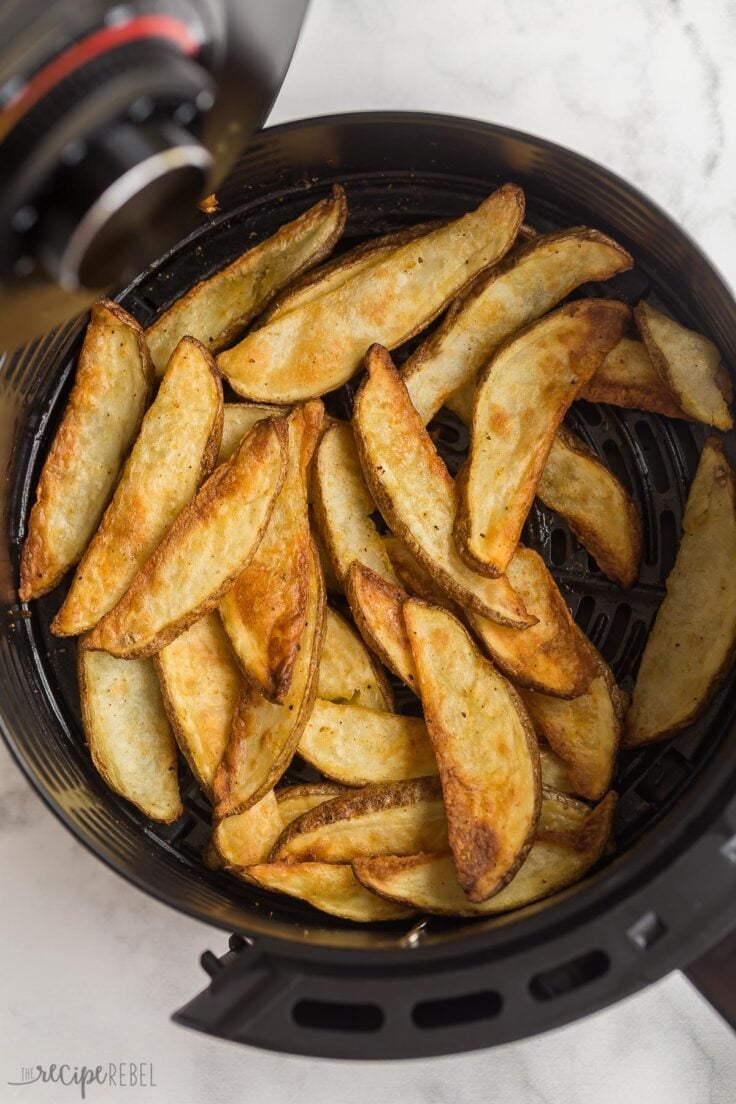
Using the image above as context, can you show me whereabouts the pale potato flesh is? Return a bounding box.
[626,438,736,745]
[155,612,241,796]
[345,562,419,691]
[79,646,181,823]
[20,301,151,601]
[457,299,630,576]
[85,417,287,657]
[403,227,632,424]
[53,337,223,635]
[210,791,283,869]
[635,301,732,430]
[298,700,437,785]
[352,792,616,917]
[353,346,534,626]
[580,337,686,417]
[404,600,541,901]
[241,862,413,921]
[218,184,524,401]
[217,403,284,466]
[145,186,347,375]
[318,607,394,710]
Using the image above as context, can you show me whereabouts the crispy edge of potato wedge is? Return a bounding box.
[270,776,447,863]
[404,599,541,901]
[85,416,288,657]
[635,301,732,430]
[218,184,524,402]
[217,402,287,466]
[145,185,348,375]
[352,791,616,917]
[20,299,152,602]
[219,401,323,701]
[579,337,687,418]
[53,336,224,636]
[353,345,535,627]
[276,782,348,826]
[625,437,736,746]
[402,226,633,424]
[154,612,241,798]
[382,533,459,611]
[345,561,419,691]
[298,699,437,785]
[536,425,642,589]
[78,642,182,823]
[455,299,631,578]
[318,606,395,710]
[239,862,414,922]
[213,537,326,817]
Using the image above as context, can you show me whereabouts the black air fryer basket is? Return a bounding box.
[2,113,736,1059]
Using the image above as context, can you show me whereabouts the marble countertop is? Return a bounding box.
[3,1,736,1101]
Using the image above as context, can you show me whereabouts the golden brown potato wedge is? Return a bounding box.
[456,300,630,577]
[402,227,632,424]
[209,791,284,870]
[276,782,347,826]
[78,645,182,823]
[404,600,541,901]
[219,402,323,701]
[353,346,534,626]
[298,700,437,785]
[85,416,287,657]
[626,438,736,746]
[53,337,223,636]
[635,301,732,430]
[145,186,347,375]
[240,862,413,922]
[214,539,325,817]
[318,607,394,710]
[468,546,599,698]
[520,659,622,800]
[353,791,616,916]
[20,301,152,601]
[155,612,241,797]
[258,222,441,325]
[537,426,642,589]
[271,777,447,863]
[382,534,459,610]
[217,402,285,466]
[218,184,524,401]
[580,337,686,417]
[345,562,418,690]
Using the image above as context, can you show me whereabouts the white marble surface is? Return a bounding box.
[3,1,736,1101]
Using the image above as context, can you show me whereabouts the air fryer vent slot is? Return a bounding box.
[411,989,503,1029]
[528,949,610,1002]
[292,1000,384,1033]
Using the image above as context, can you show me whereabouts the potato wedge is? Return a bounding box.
[345,562,418,690]
[352,791,616,917]
[78,645,182,823]
[271,777,447,863]
[240,863,413,922]
[155,612,241,797]
[537,426,642,588]
[318,607,394,710]
[404,600,540,901]
[210,791,283,870]
[539,747,578,795]
[53,337,223,636]
[298,700,437,785]
[467,546,599,698]
[626,438,736,745]
[85,416,287,657]
[456,300,630,577]
[20,301,152,601]
[382,533,458,610]
[276,782,347,826]
[580,337,686,417]
[214,538,325,817]
[635,301,732,430]
[520,659,622,800]
[402,227,632,424]
[217,403,285,466]
[259,222,441,326]
[219,402,323,701]
[353,346,534,626]
[145,186,347,375]
[218,184,524,401]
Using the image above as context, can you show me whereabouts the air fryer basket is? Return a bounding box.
[2,113,736,1058]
